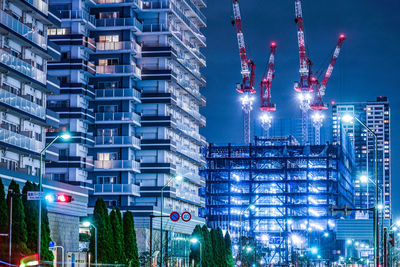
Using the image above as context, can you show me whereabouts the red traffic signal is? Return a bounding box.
[56,194,72,203]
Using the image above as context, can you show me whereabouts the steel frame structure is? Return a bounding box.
[203,136,355,264]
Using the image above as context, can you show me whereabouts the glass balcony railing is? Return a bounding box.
[0,9,46,49]
[94,184,140,196]
[181,0,206,23]
[95,136,140,147]
[0,49,46,84]
[23,0,48,14]
[0,88,45,119]
[94,160,140,171]
[176,144,205,163]
[95,112,140,124]
[95,17,143,31]
[96,64,142,77]
[0,128,42,152]
[96,41,141,53]
[96,88,141,99]
[96,0,139,6]
[56,10,96,25]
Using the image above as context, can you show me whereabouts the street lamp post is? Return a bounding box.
[83,221,97,266]
[160,175,183,267]
[239,203,256,264]
[38,133,71,263]
[190,237,202,267]
[342,114,379,266]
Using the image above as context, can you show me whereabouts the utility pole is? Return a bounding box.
[384,227,388,267]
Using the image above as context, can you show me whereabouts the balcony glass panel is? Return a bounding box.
[94,184,140,195]
[95,136,140,147]
[57,10,96,25]
[96,88,140,99]
[95,17,143,31]
[0,49,46,84]
[94,160,140,170]
[95,112,140,123]
[24,0,48,14]
[0,88,45,119]
[0,128,42,152]
[0,9,46,49]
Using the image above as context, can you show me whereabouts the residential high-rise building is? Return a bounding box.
[332,96,391,218]
[0,0,89,255]
[202,136,355,264]
[47,0,207,262]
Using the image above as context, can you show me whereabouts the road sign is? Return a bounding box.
[181,211,192,222]
[170,211,180,222]
[49,241,55,248]
[27,191,44,200]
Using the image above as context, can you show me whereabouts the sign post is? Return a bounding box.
[27,191,44,201]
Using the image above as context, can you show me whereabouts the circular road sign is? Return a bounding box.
[181,211,192,222]
[49,241,55,248]
[170,211,180,222]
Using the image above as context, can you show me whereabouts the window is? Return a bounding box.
[48,28,69,35]
[98,152,118,161]
[98,81,120,89]
[99,12,119,19]
[98,58,119,66]
[98,105,118,112]
[97,176,119,184]
[98,128,119,136]
[99,35,119,43]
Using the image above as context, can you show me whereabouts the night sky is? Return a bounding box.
[200,1,400,216]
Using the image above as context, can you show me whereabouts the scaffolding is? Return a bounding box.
[202,136,355,265]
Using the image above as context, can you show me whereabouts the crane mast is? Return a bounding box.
[232,0,256,144]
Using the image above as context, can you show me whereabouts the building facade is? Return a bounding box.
[46,0,207,263]
[0,0,89,255]
[332,96,391,219]
[202,136,355,264]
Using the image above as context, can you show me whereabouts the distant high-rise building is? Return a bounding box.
[332,96,391,218]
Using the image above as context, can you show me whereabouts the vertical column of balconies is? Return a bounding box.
[89,2,142,207]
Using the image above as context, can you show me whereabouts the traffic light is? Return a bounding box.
[45,193,73,203]
[389,233,395,247]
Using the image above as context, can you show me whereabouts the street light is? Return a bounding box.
[38,132,70,262]
[82,221,97,266]
[190,237,202,267]
[342,114,379,266]
[160,174,183,267]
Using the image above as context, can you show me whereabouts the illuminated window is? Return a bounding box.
[99,35,119,42]
[48,28,68,35]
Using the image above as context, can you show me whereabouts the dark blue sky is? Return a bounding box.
[200,1,400,216]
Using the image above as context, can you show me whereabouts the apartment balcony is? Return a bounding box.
[177,102,206,126]
[0,128,42,153]
[175,145,205,165]
[0,87,46,120]
[96,64,141,79]
[175,121,206,145]
[96,41,141,54]
[22,0,49,15]
[96,0,140,8]
[95,17,143,31]
[95,136,141,149]
[93,160,140,172]
[175,79,205,105]
[0,9,46,49]
[95,112,140,126]
[56,10,96,26]
[0,49,46,84]
[94,183,140,196]
[176,167,204,186]
[181,0,206,25]
[95,88,141,101]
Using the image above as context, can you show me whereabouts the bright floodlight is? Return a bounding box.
[175,175,183,181]
[82,221,91,227]
[377,203,384,210]
[341,114,354,123]
[359,175,369,183]
[287,219,294,225]
[249,204,256,210]
[60,133,71,140]
[246,246,253,252]
[311,247,318,254]
[290,234,303,246]
[346,239,352,245]
[395,220,400,227]
[323,232,329,238]
[261,234,269,241]
[190,237,199,244]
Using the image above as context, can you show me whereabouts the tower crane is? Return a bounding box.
[232,0,256,144]
[259,42,277,137]
[310,34,346,145]
[294,0,313,145]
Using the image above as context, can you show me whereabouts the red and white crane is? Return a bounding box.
[294,0,313,145]
[259,42,277,137]
[232,0,256,144]
[293,0,345,145]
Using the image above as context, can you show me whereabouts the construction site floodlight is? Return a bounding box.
[346,239,352,245]
[341,114,354,123]
[246,246,253,253]
[249,204,256,211]
[323,232,329,238]
[396,220,400,227]
[311,247,318,254]
[359,175,369,183]
[287,219,294,225]
[377,203,384,210]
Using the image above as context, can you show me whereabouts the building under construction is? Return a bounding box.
[202,135,355,264]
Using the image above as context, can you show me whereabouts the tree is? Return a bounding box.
[224,232,235,267]
[90,198,114,263]
[189,225,202,266]
[21,181,53,262]
[123,211,139,266]
[210,228,225,267]
[7,180,29,263]
[110,209,126,263]
[0,178,8,260]
[201,225,215,267]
